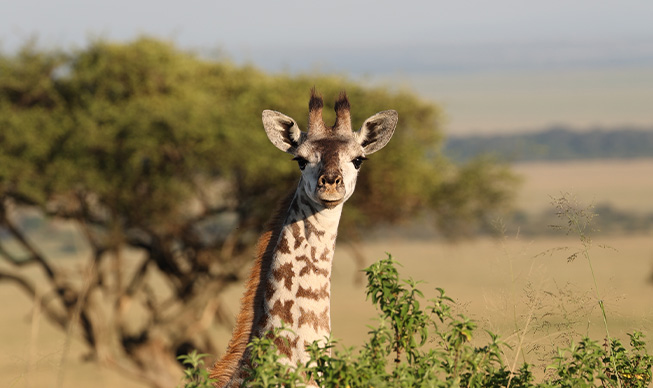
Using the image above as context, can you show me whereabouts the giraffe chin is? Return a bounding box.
[319,198,343,209]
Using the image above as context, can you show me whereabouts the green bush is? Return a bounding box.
[180,254,651,387]
[178,350,218,388]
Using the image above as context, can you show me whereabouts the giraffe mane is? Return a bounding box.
[210,190,296,387]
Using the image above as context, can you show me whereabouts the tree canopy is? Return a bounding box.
[0,38,517,387]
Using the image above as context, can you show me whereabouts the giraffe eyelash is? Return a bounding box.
[352,156,367,170]
[292,156,309,170]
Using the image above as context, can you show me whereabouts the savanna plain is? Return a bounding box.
[2,159,652,388]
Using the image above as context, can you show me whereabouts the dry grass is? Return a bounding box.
[2,234,651,387]
[0,285,147,388]
[330,234,653,350]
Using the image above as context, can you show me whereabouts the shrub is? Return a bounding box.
[181,254,652,387]
[178,350,218,388]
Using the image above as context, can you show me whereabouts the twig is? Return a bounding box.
[0,207,60,283]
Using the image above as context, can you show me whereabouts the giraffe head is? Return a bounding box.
[263,89,397,209]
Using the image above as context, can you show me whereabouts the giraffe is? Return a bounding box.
[210,89,397,387]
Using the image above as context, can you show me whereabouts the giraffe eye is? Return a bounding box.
[352,156,367,170]
[293,156,308,170]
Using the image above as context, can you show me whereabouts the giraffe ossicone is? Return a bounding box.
[210,89,397,387]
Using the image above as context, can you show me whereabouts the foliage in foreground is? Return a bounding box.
[178,351,217,388]
[182,255,651,387]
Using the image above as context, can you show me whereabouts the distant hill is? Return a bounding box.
[444,127,653,163]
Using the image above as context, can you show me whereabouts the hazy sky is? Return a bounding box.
[2,0,652,133]
[2,0,653,73]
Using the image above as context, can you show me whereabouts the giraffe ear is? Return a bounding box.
[262,110,306,154]
[356,110,398,155]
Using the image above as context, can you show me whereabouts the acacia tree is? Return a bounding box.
[0,38,517,387]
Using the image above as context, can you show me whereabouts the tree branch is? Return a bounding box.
[124,256,151,297]
[0,203,60,284]
[0,269,68,328]
[0,242,37,266]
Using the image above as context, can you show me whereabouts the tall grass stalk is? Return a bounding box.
[551,194,622,388]
[507,308,534,388]
[492,219,539,378]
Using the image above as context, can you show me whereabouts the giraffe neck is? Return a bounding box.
[256,185,342,363]
[210,185,344,387]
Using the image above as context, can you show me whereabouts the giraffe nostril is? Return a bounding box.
[319,174,342,186]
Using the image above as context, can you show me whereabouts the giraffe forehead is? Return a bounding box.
[300,137,361,161]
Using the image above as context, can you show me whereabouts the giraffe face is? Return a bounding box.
[292,136,365,208]
[263,91,397,209]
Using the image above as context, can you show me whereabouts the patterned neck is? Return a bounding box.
[255,186,342,363]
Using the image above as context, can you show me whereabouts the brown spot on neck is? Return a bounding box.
[273,334,300,359]
[298,306,330,332]
[296,255,329,277]
[291,223,305,249]
[319,248,331,262]
[277,233,291,254]
[304,219,326,242]
[273,262,295,291]
[269,299,295,325]
[297,283,330,301]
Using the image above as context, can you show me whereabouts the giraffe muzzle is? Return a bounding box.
[316,173,345,208]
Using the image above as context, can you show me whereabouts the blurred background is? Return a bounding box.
[1,1,652,387]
